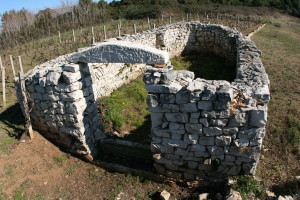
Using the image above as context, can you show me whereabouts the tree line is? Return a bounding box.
[0,0,299,51]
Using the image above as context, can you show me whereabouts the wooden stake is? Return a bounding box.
[104,26,107,40]
[91,27,95,44]
[186,13,189,21]
[72,29,76,43]
[58,31,62,43]
[9,55,16,79]
[147,17,150,29]
[0,56,6,107]
[117,24,121,37]
[153,24,156,29]
[18,56,24,75]
[18,72,34,140]
[133,24,137,34]
[169,16,172,24]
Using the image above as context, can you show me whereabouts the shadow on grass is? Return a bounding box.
[0,103,25,139]
[122,114,151,144]
[173,52,236,82]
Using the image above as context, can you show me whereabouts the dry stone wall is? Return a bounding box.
[16,22,270,181]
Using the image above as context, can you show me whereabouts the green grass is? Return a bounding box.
[53,156,66,164]
[98,76,151,143]
[66,163,81,176]
[171,53,236,82]
[232,176,266,199]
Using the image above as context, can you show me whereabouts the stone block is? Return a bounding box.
[210,119,228,127]
[185,123,203,134]
[46,72,61,85]
[171,133,182,140]
[207,146,224,156]
[190,144,206,152]
[174,148,188,156]
[62,71,82,84]
[199,118,209,127]
[194,151,210,158]
[162,138,188,149]
[249,109,267,128]
[228,112,247,127]
[162,104,180,112]
[198,101,213,110]
[145,83,183,94]
[198,136,215,145]
[202,110,230,119]
[153,154,172,165]
[165,113,189,123]
[238,128,265,139]
[183,134,198,144]
[175,89,190,104]
[151,112,164,128]
[63,64,80,73]
[169,122,185,134]
[152,128,171,138]
[201,85,216,101]
[187,80,205,92]
[215,136,232,146]
[180,103,198,112]
[216,84,233,101]
[203,127,222,136]
[160,94,175,104]
[223,127,239,135]
[233,139,249,147]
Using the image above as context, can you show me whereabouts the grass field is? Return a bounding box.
[0,8,299,199]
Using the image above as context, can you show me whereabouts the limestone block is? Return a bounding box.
[183,134,198,144]
[63,64,80,73]
[210,119,228,127]
[180,103,198,112]
[228,112,247,127]
[160,70,177,84]
[202,110,230,119]
[65,99,87,114]
[145,82,182,94]
[147,94,159,109]
[229,146,260,161]
[216,84,233,101]
[185,123,203,134]
[198,136,215,145]
[175,89,191,104]
[238,128,265,139]
[203,127,223,136]
[61,90,84,102]
[250,138,263,146]
[190,144,206,152]
[223,127,239,135]
[46,72,61,85]
[194,151,210,157]
[62,71,82,84]
[69,41,170,64]
[187,80,205,92]
[162,138,188,149]
[165,113,189,123]
[174,148,188,156]
[161,104,180,112]
[169,122,185,134]
[151,143,173,154]
[151,112,164,128]
[215,136,232,146]
[233,139,249,147]
[199,118,209,127]
[249,109,267,128]
[207,146,224,157]
[198,101,213,110]
[160,94,175,104]
[254,84,270,103]
[201,85,216,101]
[171,133,182,140]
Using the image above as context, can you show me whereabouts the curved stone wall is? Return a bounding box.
[16,22,270,180]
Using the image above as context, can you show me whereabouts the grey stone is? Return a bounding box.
[147,94,159,109]
[190,144,206,152]
[162,104,180,112]
[62,71,82,84]
[198,101,213,110]
[174,148,188,156]
[171,133,182,140]
[183,134,198,144]
[207,146,224,156]
[185,123,203,134]
[46,72,61,85]
[160,70,177,84]
[250,138,263,146]
[63,64,80,73]
[249,109,267,127]
[215,136,232,146]
[180,103,198,112]
[69,41,170,64]
[238,128,265,139]
[216,84,233,101]
[202,110,230,119]
[203,127,222,136]
[201,85,216,101]
[233,139,249,147]
[223,127,239,135]
[199,118,209,127]
[169,122,185,134]
[175,89,191,104]
[160,94,175,103]
[190,113,200,119]
[162,138,188,149]
[165,113,189,123]
[228,112,247,127]
[198,136,214,145]
[151,112,164,128]
[210,119,228,126]
[153,154,172,165]
[152,128,171,138]
[194,151,210,157]
[145,82,182,94]
[187,80,205,92]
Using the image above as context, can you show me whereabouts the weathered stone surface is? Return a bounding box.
[151,113,164,128]
[46,72,61,85]
[190,144,206,152]
[180,103,198,112]
[203,127,223,136]
[162,138,188,149]
[165,113,189,123]
[249,109,267,127]
[198,101,213,110]
[185,123,203,134]
[216,136,232,146]
[228,112,247,127]
[145,83,183,94]
[69,41,170,64]
[210,119,228,127]
[184,134,198,144]
[169,122,185,134]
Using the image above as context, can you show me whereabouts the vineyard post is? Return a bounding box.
[117,24,121,37]
[119,19,122,29]
[147,17,150,29]
[104,26,107,40]
[206,15,209,21]
[92,27,95,44]
[58,31,62,43]
[72,29,76,43]
[169,16,172,24]
[197,12,199,21]
[133,24,137,34]
[18,56,24,75]
[0,56,6,107]
[9,55,16,79]
[18,72,34,140]
[186,13,189,21]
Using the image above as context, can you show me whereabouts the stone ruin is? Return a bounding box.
[16,22,270,181]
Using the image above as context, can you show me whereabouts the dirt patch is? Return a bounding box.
[0,132,205,200]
